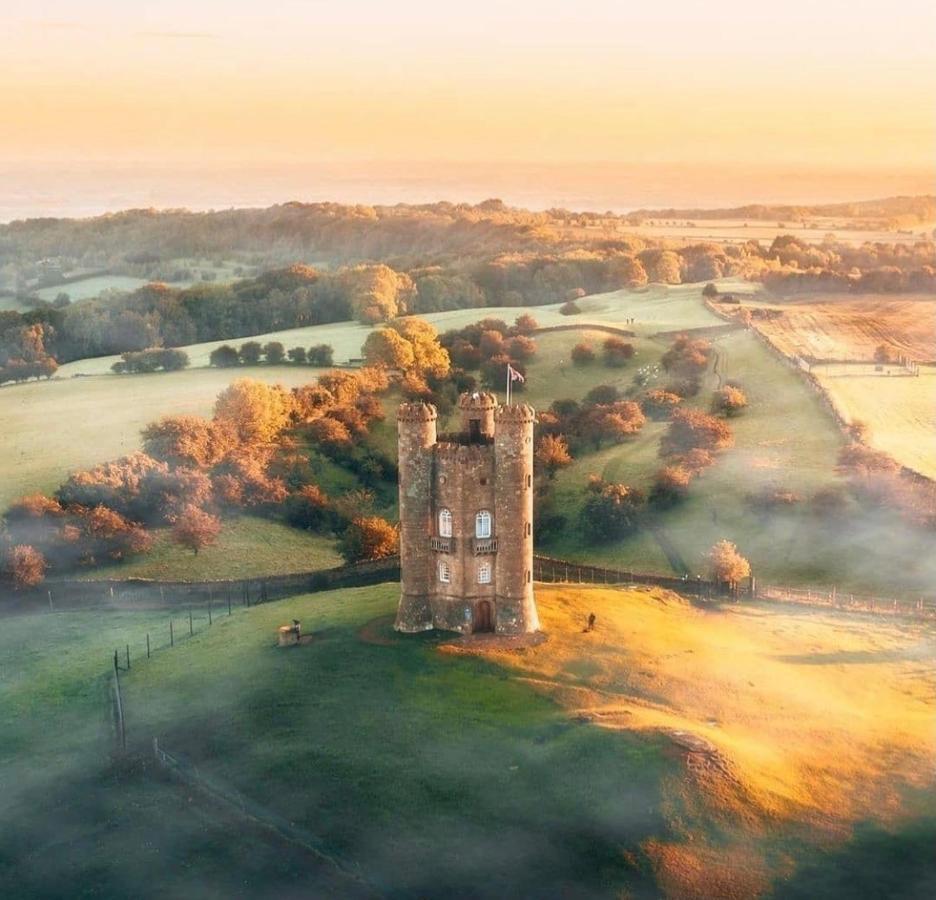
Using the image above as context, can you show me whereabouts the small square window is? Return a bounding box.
[478,562,492,584]
[439,561,451,583]
[479,477,487,486]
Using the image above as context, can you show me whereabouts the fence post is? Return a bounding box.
[170,620,174,647]
[125,644,130,670]
[228,590,232,616]
[48,590,54,613]
[160,586,165,605]
[208,602,212,626]
[113,661,126,752]
[189,609,194,636]
[146,633,151,659]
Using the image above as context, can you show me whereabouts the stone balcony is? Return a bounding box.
[472,537,498,554]
[429,536,454,553]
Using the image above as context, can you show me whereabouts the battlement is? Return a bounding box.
[458,391,497,411]
[397,401,438,423]
[494,403,536,424]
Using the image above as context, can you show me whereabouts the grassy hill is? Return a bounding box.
[54,281,735,377]
[0,365,321,510]
[73,516,342,582]
[3,583,931,897]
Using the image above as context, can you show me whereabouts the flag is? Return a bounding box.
[507,363,525,383]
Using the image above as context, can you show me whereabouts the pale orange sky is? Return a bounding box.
[2,1,934,172]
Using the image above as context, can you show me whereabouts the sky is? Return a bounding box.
[1,2,934,211]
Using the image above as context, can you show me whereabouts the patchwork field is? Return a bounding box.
[748,293,936,363]
[4,583,932,897]
[818,368,936,479]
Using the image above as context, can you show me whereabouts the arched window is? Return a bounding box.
[475,510,492,539]
[478,562,492,584]
[438,561,451,583]
[438,508,452,537]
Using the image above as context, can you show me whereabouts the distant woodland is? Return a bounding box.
[2,198,935,379]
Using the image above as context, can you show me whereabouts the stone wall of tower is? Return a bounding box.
[458,391,496,438]
[493,403,539,633]
[427,443,497,633]
[395,394,539,636]
[395,402,437,632]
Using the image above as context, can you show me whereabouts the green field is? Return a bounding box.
[56,280,734,377]
[74,516,342,582]
[543,328,936,594]
[0,601,374,898]
[3,583,931,897]
[0,365,322,510]
[36,274,151,302]
[0,586,672,898]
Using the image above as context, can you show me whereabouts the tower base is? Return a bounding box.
[394,592,434,633]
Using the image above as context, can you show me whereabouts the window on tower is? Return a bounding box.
[438,508,452,537]
[478,562,492,584]
[475,510,492,539]
[439,561,451,583]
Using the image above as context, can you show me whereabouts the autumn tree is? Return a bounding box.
[641,388,682,420]
[172,506,222,555]
[6,544,46,587]
[287,346,307,364]
[707,540,751,591]
[284,484,331,530]
[661,335,712,377]
[535,434,573,479]
[571,342,595,365]
[339,516,399,563]
[713,386,748,417]
[650,465,692,507]
[661,408,734,457]
[142,416,237,468]
[512,313,539,335]
[214,379,294,444]
[363,327,416,371]
[603,337,635,367]
[580,481,645,541]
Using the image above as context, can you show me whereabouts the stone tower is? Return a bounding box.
[395,391,539,635]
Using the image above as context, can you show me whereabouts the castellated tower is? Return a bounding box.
[395,391,539,635]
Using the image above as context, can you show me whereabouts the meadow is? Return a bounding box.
[818,368,936,480]
[3,582,931,897]
[75,516,342,582]
[743,292,936,479]
[55,281,734,376]
[35,273,151,302]
[0,365,322,510]
[4,279,935,595]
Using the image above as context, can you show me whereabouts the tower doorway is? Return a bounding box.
[475,600,494,633]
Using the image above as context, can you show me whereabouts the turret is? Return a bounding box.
[458,391,496,442]
[395,402,437,632]
[493,403,538,633]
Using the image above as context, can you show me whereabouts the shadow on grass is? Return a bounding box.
[123,606,672,899]
[773,816,936,899]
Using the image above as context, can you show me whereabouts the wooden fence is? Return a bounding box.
[0,556,401,616]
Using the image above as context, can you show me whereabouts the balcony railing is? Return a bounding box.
[473,538,498,554]
[429,536,454,553]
